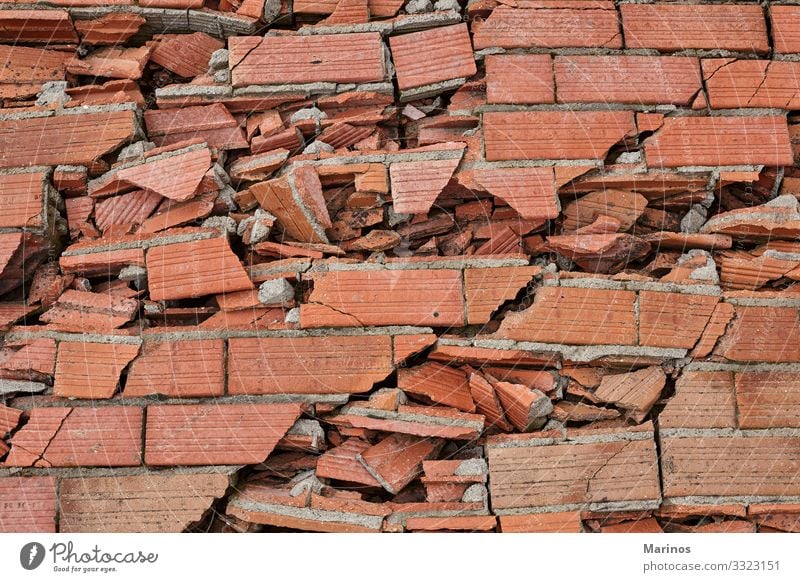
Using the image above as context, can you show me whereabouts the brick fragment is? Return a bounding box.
[146,237,254,301]
[0,108,137,169]
[645,116,793,168]
[5,407,142,468]
[473,7,621,50]
[483,111,635,162]
[496,286,637,345]
[622,4,768,53]
[124,339,225,398]
[556,55,702,106]
[488,427,660,511]
[660,370,736,429]
[228,335,393,394]
[301,269,465,328]
[145,403,302,466]
[0,476,57,532]
[229,33,385,87]
[390,24,476,95]
[703,59,800,109]
[54,341,140,399]
[398,363,475,412]
[59,473,230,533]
[358,433,442,494]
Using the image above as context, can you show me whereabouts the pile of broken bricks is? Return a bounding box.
[3,0,800,534]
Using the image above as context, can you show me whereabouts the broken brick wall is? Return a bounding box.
[2,0,800,533]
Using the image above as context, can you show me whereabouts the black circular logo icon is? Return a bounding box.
[20,542,46,570]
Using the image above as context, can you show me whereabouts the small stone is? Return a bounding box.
[258,278,295,307]
[615,150,643,164]
[433,0,460,10]
[36,81,69,107]
[681,204,708,233]
[117,141,155,163]
[285,307,300,324]
[207,48,228,72]
[461,483,488,504]
[303,140,334,154]
[405,0,433,13]
[201,216,237,235]
[290,107,327,125]
[213,69,230,84]
[118,265,147,289]
[455,458,488,476]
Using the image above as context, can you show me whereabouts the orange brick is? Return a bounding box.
[483,111,635,162]
[144,403,302,466]
[485,54,554,104]
[473,7,621,50]
[645,116,793,168]
[622,4,768,53]
[390,24,476,92]
[555,55,701,105]
[638,291,719,349]
[227,335,393,394]
[0,476,57,532]
[496,286,637,345]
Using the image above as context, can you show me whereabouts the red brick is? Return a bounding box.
[90,143,212,202]
[390,155,463,215]
[0,108,137,168]
[227,335,393,394]
[146,237,254,301]
[397,362,475,412]
[66,46,150,80]
[659,370,736,429]
[703,59,800,109]
[406,515,497,532]
[488,429,659,510]
[358,433,442,494]
[393,333,437,365]
[59,473,230,533]
[483,111,635,161]
[622,4,768,53]
[499,512,582,533]
[75,13,144,46]
[645,116,793,168]
[464,266,539,325]
[316,438,381,487]
[229,33,385,87]
[148,32,224,78]
[771,6,800,54]
[638,291,719,349]
[144,104,247,151]
[0,9,78,44]
[473,7,621,50]
[0,45,69,100]
[715,305,800,362]
[0,170,48,229]
[735,371,800,429]
[124,339,225,398]
[470,167,558,221]
[661,434,800,498]
[301,269,465,328]
[496,286,637,345]
[390,24,475,92]
[5,407,142,468]
[555,55,701,106]
[54,341,140,399]
[485,54,553,104]
[145,403,302,466]
[0,476,57,533]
